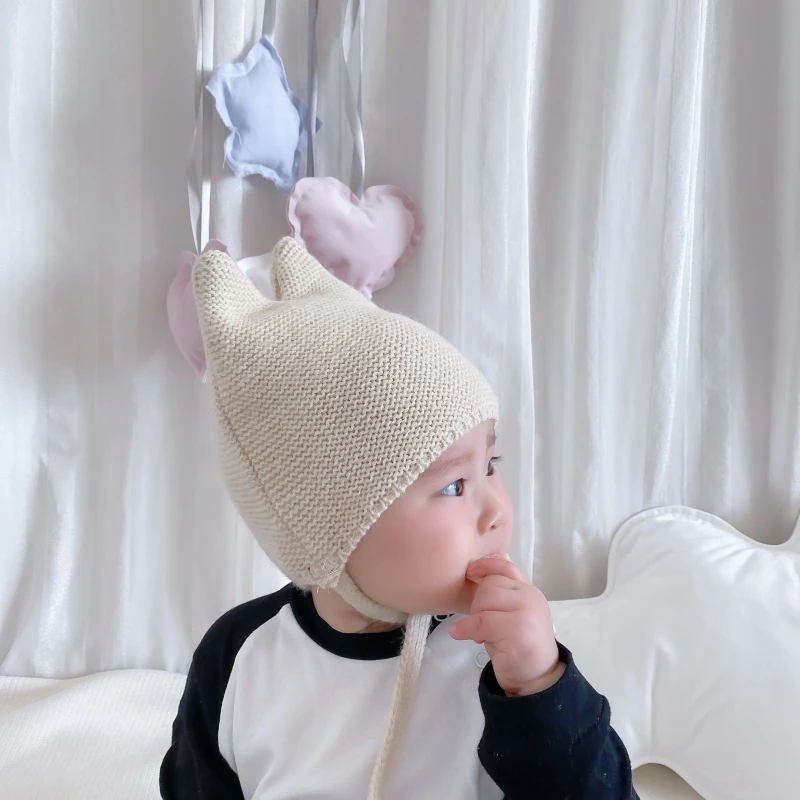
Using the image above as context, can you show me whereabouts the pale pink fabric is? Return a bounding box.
[287,177,423,298]
[166,177,423,381]
[166,240,228,380]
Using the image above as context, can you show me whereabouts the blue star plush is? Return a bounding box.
[206,37,319,191]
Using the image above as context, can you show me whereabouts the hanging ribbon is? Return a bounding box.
[261,0,276,40]
[340,0,365,196]
[187,0,215,254]
[306,0,319,178]
[306,0,365,195]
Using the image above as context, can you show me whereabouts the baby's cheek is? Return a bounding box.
[405,514,472,580]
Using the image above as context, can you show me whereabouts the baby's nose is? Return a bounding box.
[479,499,504,534]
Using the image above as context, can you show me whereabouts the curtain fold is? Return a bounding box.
[1,0,799,677]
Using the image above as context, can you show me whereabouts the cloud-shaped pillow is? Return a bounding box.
[550,506,800,800]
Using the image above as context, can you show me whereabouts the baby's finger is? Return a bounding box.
[470,581,524,615]
[467,555,528,586]
[449,610,514,644]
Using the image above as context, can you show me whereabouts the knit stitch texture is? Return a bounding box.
[192,237,498,623]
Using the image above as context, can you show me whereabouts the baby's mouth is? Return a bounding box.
[466,552,511,583]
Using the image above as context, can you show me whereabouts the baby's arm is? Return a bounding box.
[160,658,245,799]
[159,597,277,800]
[478,644,637,799]
[451,557,637,798]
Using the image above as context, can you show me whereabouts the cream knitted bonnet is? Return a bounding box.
[193,237,498,797]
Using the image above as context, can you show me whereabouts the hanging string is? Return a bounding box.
[187,0,215,254]
[261,0,276,40]
[306,0,319,178]
[340,0,365,196]
[305,0,365,194]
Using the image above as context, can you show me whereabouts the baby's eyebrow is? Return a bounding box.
[426,433,497,478]
[425,453,473,477]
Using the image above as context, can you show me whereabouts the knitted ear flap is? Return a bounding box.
[271,237,366,303]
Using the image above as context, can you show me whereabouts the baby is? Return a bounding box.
[160,239,636,799]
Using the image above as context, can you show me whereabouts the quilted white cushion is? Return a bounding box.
[0,669,697,799]
[551,506,800,800]
[0,669,185,799]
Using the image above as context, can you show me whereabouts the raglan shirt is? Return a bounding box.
[160,584,637,799]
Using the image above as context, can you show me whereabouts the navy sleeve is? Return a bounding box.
[160,585,294,799]
[478,643,638,799]
[159,661,244,799]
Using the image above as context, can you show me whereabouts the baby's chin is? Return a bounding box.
[440,581,477,617]
[391,575,477,618]
[399,590,472,618]
[448,600,472,616]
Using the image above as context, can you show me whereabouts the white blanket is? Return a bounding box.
[0,670,699,798]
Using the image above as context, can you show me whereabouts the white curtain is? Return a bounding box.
[2,0,799,679]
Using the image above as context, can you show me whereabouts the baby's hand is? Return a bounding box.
[449,555,566,697]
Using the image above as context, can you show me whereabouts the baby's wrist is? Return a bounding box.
[506,658,566,698]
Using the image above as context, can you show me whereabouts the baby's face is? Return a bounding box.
[346,420,513,616]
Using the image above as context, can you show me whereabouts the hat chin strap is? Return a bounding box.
[334,570,407,625]
[367,613,430,799]
[333,571,430,800]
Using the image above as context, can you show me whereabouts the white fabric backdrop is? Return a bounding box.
[2,0,799,679]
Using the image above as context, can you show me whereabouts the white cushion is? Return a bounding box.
[0,669,184,799]
[633,764,703,799]
[0,669,701,799]
[551,506,800,800]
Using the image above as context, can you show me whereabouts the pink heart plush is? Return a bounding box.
[166,239,228,380]
[287,177,423,298]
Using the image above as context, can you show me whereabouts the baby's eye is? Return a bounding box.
[439,479,465,497]
[486,455,502,476]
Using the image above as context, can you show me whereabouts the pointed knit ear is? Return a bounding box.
[193,249,270,341]
[271,236,362,302]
